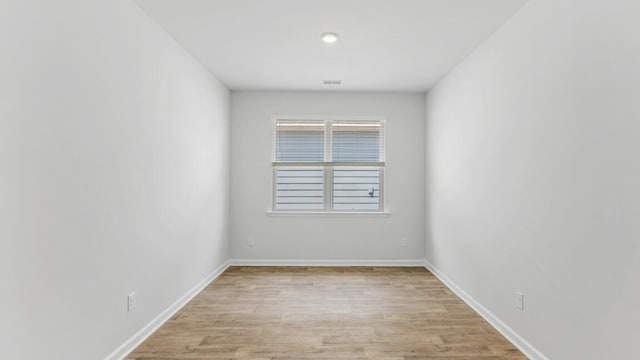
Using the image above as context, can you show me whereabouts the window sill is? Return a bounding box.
[266,211,391,217]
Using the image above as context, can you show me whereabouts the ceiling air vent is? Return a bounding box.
[323,80,342,85]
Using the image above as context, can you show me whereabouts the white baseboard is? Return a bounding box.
[230,258,426,267]
[424,260,548,360]
[104,260,231,360]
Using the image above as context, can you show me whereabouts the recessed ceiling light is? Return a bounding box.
[321,32,339,44]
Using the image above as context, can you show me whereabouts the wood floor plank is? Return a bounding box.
[127,267,525,360]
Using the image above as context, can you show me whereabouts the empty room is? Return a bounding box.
[2,0,639,359]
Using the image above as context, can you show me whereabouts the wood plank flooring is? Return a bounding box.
[127,267,525,359]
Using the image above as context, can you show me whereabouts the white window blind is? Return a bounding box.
[332,167,381,211]
[272,117,385,212]
[331,120,384,163]
[275,167,324,210]
[274,119,325,162]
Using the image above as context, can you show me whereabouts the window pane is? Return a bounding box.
[332,167,380,211]
[275,167,324,210]
[274,119,324,162]
[331,121,383,162]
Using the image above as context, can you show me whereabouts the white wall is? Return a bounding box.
[231,91,425,262]
[425,0,640,359]
[0,0,230,359]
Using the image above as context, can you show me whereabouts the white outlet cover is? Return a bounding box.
[516,292,524,310]
[128,292,136,312]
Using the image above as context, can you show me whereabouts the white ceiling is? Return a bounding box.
[134,0,528,92]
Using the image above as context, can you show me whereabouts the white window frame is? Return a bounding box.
[271,115,386,213]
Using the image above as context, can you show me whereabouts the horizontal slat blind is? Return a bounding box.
[275,167,324,210]
[274,119,325,162]
[332,167,381,211]
[272,117,385,212]
[331,120,384,162]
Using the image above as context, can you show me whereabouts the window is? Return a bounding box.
[272,116,385,212]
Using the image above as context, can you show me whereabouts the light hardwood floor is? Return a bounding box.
[127,266,525,359]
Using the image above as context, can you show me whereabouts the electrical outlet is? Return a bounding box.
[400,238,408,247]
[248,236,255,246]
[516,291,524,310]
[127,292,136,312]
